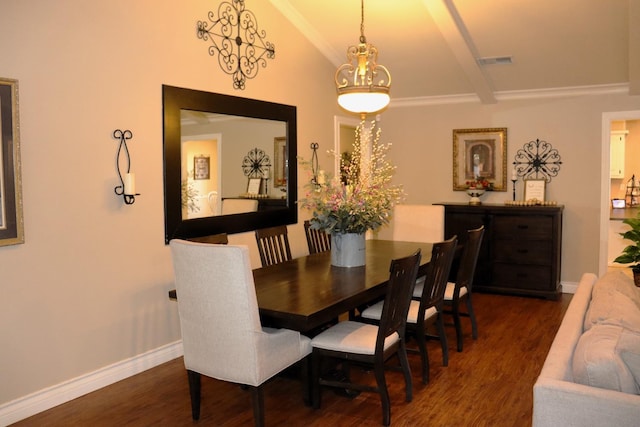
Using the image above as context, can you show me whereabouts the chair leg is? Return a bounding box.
[251,385,265,427]
[398,342,413,402]
[436,313,449,367]
[415,325,430,385]
[373,360,391,427]
[311,351,322,409]
[187,370,201,420]
[466,295,478,340]
[453,301,464,352]
[300,356,312,407]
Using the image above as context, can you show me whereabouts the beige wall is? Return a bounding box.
[0,0,338,405]
[1,0,640,414]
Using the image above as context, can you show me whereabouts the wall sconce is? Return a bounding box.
[310,142,325,189]
[113,129,139,205]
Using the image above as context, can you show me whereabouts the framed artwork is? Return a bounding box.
[273,136,287,187]
[247,177,262,194]
[193,155,210,180]
[0,78,24,246]
[453,127,507,191]
[524,179,546,201]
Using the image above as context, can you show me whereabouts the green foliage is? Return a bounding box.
[613,216,640,268]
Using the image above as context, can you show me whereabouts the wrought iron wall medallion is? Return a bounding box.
[513,138,562,182]
[242,148,271,178]
[197,0,275,90]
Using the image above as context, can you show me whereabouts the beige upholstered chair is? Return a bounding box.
[392,204,445,296]
[221,198,259,215]
[303,220,331,254]
[169,240,312,426]
[255,225,292,267]
[310,250,421,426]
[361,236,458,384]
[444,226,484,352]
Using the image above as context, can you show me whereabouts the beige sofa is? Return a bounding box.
[533,271,640,427]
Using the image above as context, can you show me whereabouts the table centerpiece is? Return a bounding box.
[300,120,404,267]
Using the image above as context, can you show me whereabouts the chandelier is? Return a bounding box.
[335,0,391,117]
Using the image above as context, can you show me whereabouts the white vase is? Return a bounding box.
[331,233,366,267]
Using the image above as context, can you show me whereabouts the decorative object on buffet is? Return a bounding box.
[453,128,508,191]
[196,1,274,90]
[335,0,391,117]
[625,174,639,207]
[242,147,271,195]
[509,138,562,206]
[464,177,492,205]
[113,129,139,205]
[300,120,403,267]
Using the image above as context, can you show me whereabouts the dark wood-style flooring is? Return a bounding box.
[12,292,571,426]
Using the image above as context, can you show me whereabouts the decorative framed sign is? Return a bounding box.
[524,179,546,201]
[193,155,210,180]
[0,78,24,246]
[453,128,507,191]
[247,177,262,195]
[273,136,287,187]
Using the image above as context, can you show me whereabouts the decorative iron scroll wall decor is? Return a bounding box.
[197,0,275,90]
[513,138,562,182]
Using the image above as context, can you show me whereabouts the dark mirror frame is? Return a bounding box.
[162,85,297,243]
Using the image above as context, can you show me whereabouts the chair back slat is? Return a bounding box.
[417,236,458,322]
[304,220,331,254]
[255,225,292,267]
[454,226,485,295]
[376,250,422,351]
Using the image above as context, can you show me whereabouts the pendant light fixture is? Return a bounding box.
[335,0,391,117]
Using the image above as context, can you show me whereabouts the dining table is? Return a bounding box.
[168,239,433,334]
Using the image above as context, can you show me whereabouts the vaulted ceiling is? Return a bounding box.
[270,0,638,105]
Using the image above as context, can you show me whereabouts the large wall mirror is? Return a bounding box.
[163,85,297,243]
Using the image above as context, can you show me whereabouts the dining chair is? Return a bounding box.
[304,220,331,254]
[361,236,458,385]
[310,250,421,427]
[444,225,484,352]
[169,240,312,427]
[186,232,229,244]
[255,225,292,267]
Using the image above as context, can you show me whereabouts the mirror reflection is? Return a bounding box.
[180,111,287,220]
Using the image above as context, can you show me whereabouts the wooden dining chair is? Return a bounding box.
[186,233,228,244]
[361,236,458,384]
[255,225,292,267]
[303,220,331,254]
[169,240,312,427]
[310,250,421,427]
[444,226,484,352]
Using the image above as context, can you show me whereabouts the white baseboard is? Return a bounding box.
[0,341,183,426]
[561,280,578,294]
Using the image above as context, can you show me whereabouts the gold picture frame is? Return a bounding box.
[453,128,507,191]
[273,136,286,187]
[0,78,24,246]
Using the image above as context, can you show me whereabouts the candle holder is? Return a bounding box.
[113,129,140,205]
[511,178,517,201]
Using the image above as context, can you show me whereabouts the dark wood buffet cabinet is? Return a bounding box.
[438,203,563,300]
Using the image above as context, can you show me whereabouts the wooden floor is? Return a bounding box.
[13,292,571,427]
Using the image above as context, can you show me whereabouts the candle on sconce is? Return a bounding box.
[262,168,270,179]
[317,170,326,185]
[511,167,518,181]
[124,172,136,195]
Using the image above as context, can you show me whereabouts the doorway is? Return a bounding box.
[600,111,640,276]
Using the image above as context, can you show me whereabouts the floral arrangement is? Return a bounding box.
[465,177,493,190]
[300,120,404,234]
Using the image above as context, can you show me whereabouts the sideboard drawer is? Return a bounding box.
[492,264,552,291]
[493,240,553,264]
[493,215,553,240]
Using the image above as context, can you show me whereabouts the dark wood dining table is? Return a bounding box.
[169,239,432,334]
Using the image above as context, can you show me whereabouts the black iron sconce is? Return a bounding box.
[113,129,139,205]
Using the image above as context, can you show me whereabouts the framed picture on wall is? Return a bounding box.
[453,128,507,191]
[193,155,210,180]
[0,77,24,246]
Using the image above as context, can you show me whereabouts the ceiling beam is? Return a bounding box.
[423,0,496,104]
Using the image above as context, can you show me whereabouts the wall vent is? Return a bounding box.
[477,56,513,65]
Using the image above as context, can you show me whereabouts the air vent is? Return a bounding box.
[477,56,513,65]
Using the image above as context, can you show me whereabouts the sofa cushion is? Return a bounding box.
[593,270,640,310]
[572,324,640,394]
[584,272,640,333]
